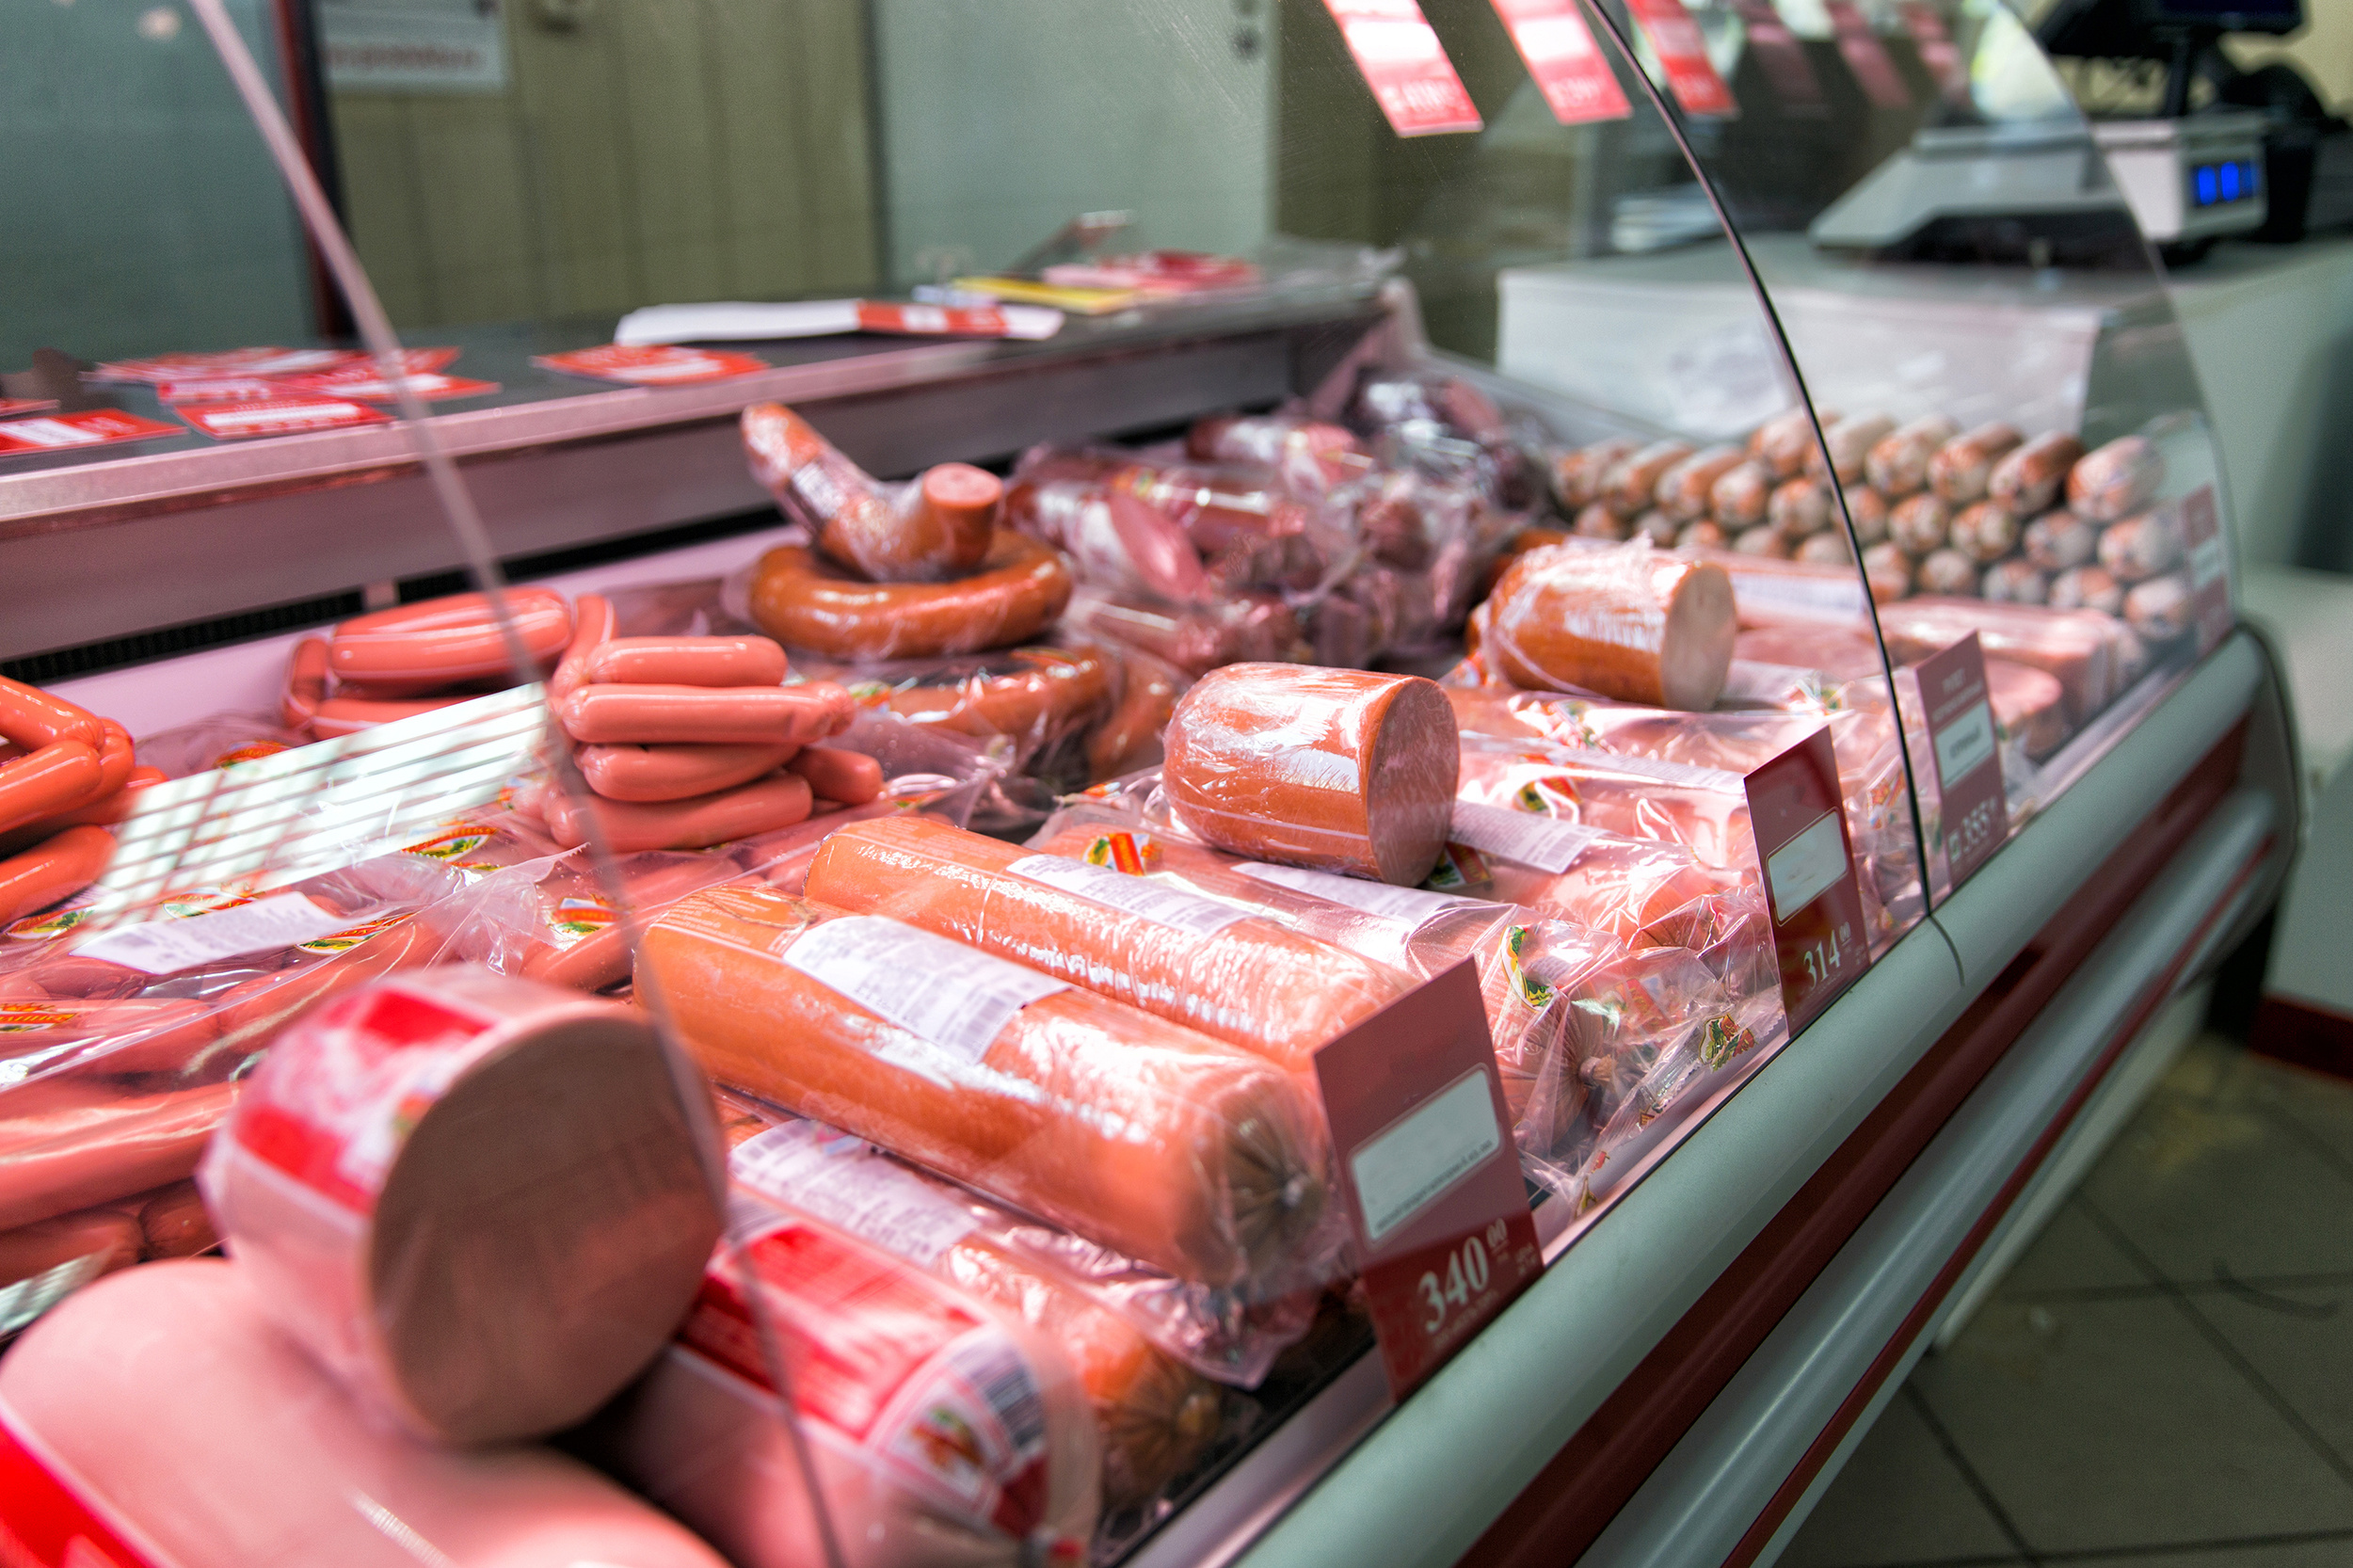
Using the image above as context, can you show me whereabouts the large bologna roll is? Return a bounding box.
[199,968,724,1445]
[803,815,1410,1076]
[0,1260,733,1568]
[1160,664,1458,888]
[1481,542,1737,711]
[639,886,1329,1289]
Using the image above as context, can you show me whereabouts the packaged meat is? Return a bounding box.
[1631,509,1680,547]
[593,1187,1099,1568]
[2097,507,2185,583]
[747,533,1073,661]
[1768,477,1832,540]
[640,886,1331,1288]
[1862,541,1913,602]
[1575,502,1628,540]
[1680,519,1731,551]
[1735,525,1789,558]
[1005,450,1210,605]
[804,815,1409,1075]
[558,682,852,747]
[1087,648,1185,782]
[1796,532,1851,566]
[584,634,789,689]
[1928,423,2022,504]
[0,824,113,928]
[1709,459,1773,528]
[744,401,1000,582]
[2022,509,2098,572]
[548,590,618,704]
[0,1260,736,1568]
[1657,445,1746,521]
[1161,664,1458,887]
[1981,559,2048,604]
[2124,573,2196,641]
[200,968,724,1444]
[1550,437,1638,511]
[2048,563,2125,615]
[1889,491,1949,556]
[1483,542,1737,712]
[2067,434,2164,522]
[543,770,815,853]
[1698,548,1874,628]
[1863,414,1958,498]
[1601,440,1694,518]
[1188,408,1364,494]
[1749,407,1830,478]
[1845,484,1890,546]
[1064,588,1301,677]
[1988,431,2085,516]
[1917,548,1979,596]
[787,744,887,805]
[1985,658,2069,760]
[325,588,573,696]
[576,740,802,803]
[1947,501,2021,563]
[1877,597,2131,722]
[0,1204,141,1290]
[1735,625,1887,684]
[1808,413,1894,486]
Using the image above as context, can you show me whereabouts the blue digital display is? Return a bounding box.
[2220,162,2241,200]
[2190,159,2261,208]
[2198,166,2219,205]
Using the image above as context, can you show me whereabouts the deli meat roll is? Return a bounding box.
[1482,543,1737,713]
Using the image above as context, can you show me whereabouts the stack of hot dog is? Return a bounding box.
[0,677,158,928]
[283,587,576,738]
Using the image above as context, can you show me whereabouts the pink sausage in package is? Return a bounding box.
[199,968,723,1445]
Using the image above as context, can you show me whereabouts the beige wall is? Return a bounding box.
[330,0,880,331]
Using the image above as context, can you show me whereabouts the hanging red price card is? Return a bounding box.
[0,409,184,458]
[1315,958,1541,1400]
[1491,0,1629,124]
[1744,728,1869,1032]
[1625,0,1737,117]
[1321,0,1484,137]
[1897,1,1970,104]
[2178,484,2232,655]
[1825,0,1912,108]
[1918,632,2007,890]
[1730,0,1826,114]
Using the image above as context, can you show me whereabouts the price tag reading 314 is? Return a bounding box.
[1744,728,1870,1032]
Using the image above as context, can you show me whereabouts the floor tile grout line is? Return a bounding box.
[1900,1383,2046,1568]
[2077,1196,2353,1492]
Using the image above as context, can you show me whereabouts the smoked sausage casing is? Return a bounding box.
[804,815,1410,1074]
[1483,542,1737,712]
[640,887,1329,1288]
[748,531,1072,661]
[743,401,1000,582]
[1161,664,1459,888]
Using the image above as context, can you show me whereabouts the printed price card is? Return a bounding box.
[1315,957,1541,1400]
[1825,0,1911,108]
[534,344,771,385]
[1744,728,1869,1032]
[1490,0,1629,125]
[280,367,500,403]
[1918,632,2007,890]
[1321,0,1484,137]
[1625,0,1738,117]
[0,409,184,458]
[2178,484,2233,656]
[175,397,393,440]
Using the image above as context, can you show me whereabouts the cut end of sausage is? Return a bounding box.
[1365,677,1461,887]
[1658,560,1737,712]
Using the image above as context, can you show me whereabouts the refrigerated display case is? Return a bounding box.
[0,2,2298,1565]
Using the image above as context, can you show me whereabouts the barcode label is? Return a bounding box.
[946,1333,1048,1461]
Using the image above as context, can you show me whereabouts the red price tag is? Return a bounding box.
[1824,0,1912,108]
[855,301,1009,336]
[280,368,500,403]
[1321,0,1484,137]
[0,1413,166,1567]
[1918,632,2008,891]
[2178,484,2233,656]
[1625,0,1738,117]
[174,397,393,440]
[1491,0,1629,124]
[1897,1,1970,104]
[1315,958,1541,1400]
[534,345,771,385]
[1730,0,1826,113]
[1744,728,1869,1032]
[0,409,183,457]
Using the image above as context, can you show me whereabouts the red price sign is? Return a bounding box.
[1918,632,2008,891]
[1315,958,1540,1400]
[0,408,184,458]
[1490,0,1629,125]
[1744,728,1870,1032]
[1625,0,1737,117]
[1729,0,1825,114]
[1321,0,1484,137]
[533,345,771,385]
[1824,0,1912,108]
[2178,484,2233,656]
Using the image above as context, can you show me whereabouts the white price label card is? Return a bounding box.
[1348,1066,1503,1245]
[1764,810,1849,923]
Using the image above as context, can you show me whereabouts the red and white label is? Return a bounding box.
[856,302,1009,336]
[1321,0,1484,136]
[0,398,57,417]
[0,409,184,457]
[1625,0,1738,117]
[279,368,500,402]
[1917,632,2007,891]
[2178,483,2232,655]
[1897,1,1970,103]
[1730,0,1825,112]
[534,344,771,385]
[1744,728,1869,1032]
[1825,0,1911,108]
[175,397,392,440]
[1316,958,1541,1400]
[0,1413,164,1568]
[88,346,359,384]
[154,376,293,405]
[1491,0,1629,124]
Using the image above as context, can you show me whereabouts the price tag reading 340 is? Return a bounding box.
[1744,728,1870,1032]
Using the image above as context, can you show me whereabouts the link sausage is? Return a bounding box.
[748,531,1072,661]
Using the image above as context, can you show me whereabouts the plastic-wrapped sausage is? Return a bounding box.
[1657,445,1747,521]
[558,682,852,747]
[1863,414,1959,498]
[1769,477,1831,540]
[2097,508,2184,583]
[1483,544,1737,712]
[2023,509,2098,572]
[1845,484,1890,546]
[1917,548,1979,596]
[1551,437,1638,511]
[1575,501,1629,540]
[1162,664,1459,886]
[1989,431,2086,516]
[2124,573,2195,641]
[1601,440,1693,519]
[743,401,1001,583]
[1735,525,1789,557]
[747,532,1073,661]
[784,744,885,805]
[584,635,788,689]
[1861,541,1913,603]
[2067,435,2164,522]
[1981,559,2048,604]
[1809,413,1895,486]
[542,770,814,853]
[1749,407,1831,479]
[1889,491,1950,556]
[547,591,617,704]
[1928,423,2023,504]
[2049,564,2124,615]
[576,741,800,803]
[1986,658,2069,760]
[1709,459,1773,529]
[0,824,113,928]
[1947,501,2021,564]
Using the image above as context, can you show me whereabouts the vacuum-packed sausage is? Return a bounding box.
[2067,435,2163,522]
[546,591,617,705]
[2048,563,2124,615]
[1862,541,1913,602]
[1750,407,1832,479]
[2124,573,2195,641]
[867,645,1114,748]
[0,824,112,927]
[584,635,787,690]
[1929,423,2023,504]
[1709,459,1773,528]
[2097,508,2184,582]
[1601,440,1693,519]
[0,677,104,753]
[1948,500,2021,563]
[1864,414,1958,498]
[1575,501,1628,540]
[1657,445,1746,521]
[1889,491,1950,556]
[1981,559,2048,603]
[1845,484,1890,546]
[1085,650,1183,782]
[557,682,852,746]
[748,531,1072,660]
[2023,509,2098,572]
[1484,544,1737,712]
[1917,548,1979,596]
[326,587,573,693]
[1551,438,1638,510]
[743,401,1000,582]
[0,1204,141,1289]
[0,742,103,838]
[783,744,884,805]
[1769,477,1831,540]
[1809,413,1895,486]
[1989,431,2085,515]
[282,635,328,728]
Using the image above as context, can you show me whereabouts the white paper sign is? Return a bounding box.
[1349,1067,1502,1244]
[1764,810,1848,923]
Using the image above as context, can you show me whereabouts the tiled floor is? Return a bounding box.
[1779,1034,2353,1568]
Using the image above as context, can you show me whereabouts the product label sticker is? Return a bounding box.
[0,1414,168,1568]
[1918,632,2007,891]
[1321,0,1485,136]
[2178,483,2232,656]
[1625,0,1738,117]
[784,915,1069,1067]
[1006,853,1256,936]
[731,1121,980,1267]
[1238,860,1479,924]
[1824,0,1912,108]
[533,344,771,384]
[1729,0,1825,113]
[1316,958,1541,1400]
[74,890,348,974]
[1744,728,1869,1032]
[174,396,392,440]
[1447,800,1603,873]
[1490,0,1630,124]
[1897,0,1970,103]
[0,408,184,457]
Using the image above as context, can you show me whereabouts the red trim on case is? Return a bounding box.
[2248,994,2353,1086]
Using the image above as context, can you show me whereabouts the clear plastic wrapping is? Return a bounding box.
[1481,540,1738,712]
[743,401,1003,584]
